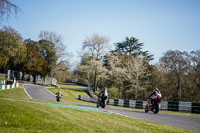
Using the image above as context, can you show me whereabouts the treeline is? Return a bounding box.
[1,26,199,102]
[75,34,200,102]
[0,26,71,82]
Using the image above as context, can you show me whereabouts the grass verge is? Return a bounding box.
[0,88,29,100]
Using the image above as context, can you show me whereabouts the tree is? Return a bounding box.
[125,56,146,99]
[82,33,109,60]
[9,43,27,72]
[105,52,146,99]
[0,0,20,21]
[24,39,57,78]
[38,39,57,76]
[187,50,200,101]
[110,36,153,100]
[114,36,153,61]
[23,39,47,80]
[159,50,190,101]
[77,56,107,92]
[149,64,176,101]
[38,31,71,77]
[54,61,71,82]
[39,31,69,63]
[80,34,109,91]
[25,44,47,81]
[105,52,126,98]
[0,26,24,72]
[190,50,200,88]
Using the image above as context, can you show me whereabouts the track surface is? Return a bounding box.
[24,84,200,132]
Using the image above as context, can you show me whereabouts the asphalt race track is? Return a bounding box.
[24,84,200,132]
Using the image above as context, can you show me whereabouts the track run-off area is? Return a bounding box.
[24,84,200,132]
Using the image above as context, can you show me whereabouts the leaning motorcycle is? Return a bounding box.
[96,96,107,108]
[145,96,161,114]
[56,95,61,102]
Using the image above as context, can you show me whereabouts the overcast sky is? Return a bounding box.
[2,0,200,64]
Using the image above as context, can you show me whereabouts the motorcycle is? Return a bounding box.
[56,92,62,102]
[56,96,61,102]
[145,96,161,114]
[96,96,107,108]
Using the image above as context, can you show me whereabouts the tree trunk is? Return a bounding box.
[177,75,182,101]
[22,72,25,80]
[93,71,97,92]
[178,79,182,101]
[33,74,36,83]
[135,75,139,100]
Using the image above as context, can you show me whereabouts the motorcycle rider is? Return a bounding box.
[98,88,108,103]
[56,90,62,101]
[148,88,162,108]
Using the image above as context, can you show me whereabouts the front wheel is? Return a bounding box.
[57,97,61,102]
[152,103,159,114]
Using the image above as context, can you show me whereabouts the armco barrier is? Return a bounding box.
[114,99,119,106]
[0,80,6,84]
[160,101,168,110]
[78,95,200,113]
[129,100,136,108]
[192,103,200,113]
[168,101,179,111]
[179,101,191,112]
[0,83,19,90]
[136,101,143,109]
[123,100,129,107]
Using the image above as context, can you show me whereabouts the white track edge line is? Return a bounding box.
[44,87,56,96]
[23,87,32,99]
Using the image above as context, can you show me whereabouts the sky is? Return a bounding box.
[1,0,200,65]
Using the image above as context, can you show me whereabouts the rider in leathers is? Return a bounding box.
[148,88,162,107]
[56,91,62,99]
[98,88,108,103]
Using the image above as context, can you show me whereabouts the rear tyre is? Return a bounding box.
[101,101,105,108]
[96,103,99,108]
[145,105,148,113]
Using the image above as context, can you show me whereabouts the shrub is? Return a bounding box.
[107,87,119,99]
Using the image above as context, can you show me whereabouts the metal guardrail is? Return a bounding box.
[78,95,200,113]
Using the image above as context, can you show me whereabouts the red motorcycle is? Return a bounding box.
[145,96,161,114]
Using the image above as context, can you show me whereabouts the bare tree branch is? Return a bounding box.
[0,0,21,21]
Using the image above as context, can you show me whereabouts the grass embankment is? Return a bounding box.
[0,88,196,133]
[0,88,29,100]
